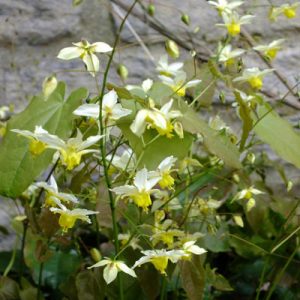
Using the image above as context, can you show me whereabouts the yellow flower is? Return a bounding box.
[156,55,184,77]
[159,72,201,97]
[217,44,245,65]
[73,90,131,127]
[112,168,161,212]
[253,39,285,60]
[133,249,187,275]
[11,126,49,156]
[233,186,264,212]
[282,3,300,18]
[217,11,254,37]
[130,99,182,138]
[35,175,78,207]
[88,258,136,284]
[38,129,102,170]
[208,0,244,14]
[233,67,274,90]
[50,203,98,232]
[150,156,177,190]
[57,40,112,77]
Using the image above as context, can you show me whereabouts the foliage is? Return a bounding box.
[0,1,300,300]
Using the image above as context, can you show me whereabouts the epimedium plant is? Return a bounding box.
[0,0,300,299]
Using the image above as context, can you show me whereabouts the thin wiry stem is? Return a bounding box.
[97,1,138,299]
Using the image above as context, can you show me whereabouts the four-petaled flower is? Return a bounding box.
[233,67,274,90]
[111,168,161,212]
[132,249,188,275]
[39,129,103,170]
[50,203,98,232]
[36,175,78,207]
[218,44,245,66]
[73,90,132,126]
[182,240,207,257]
[217,11,254,36]
[11,126,50,155]
[208,0,244,14]
[88,258,136,284]
[233,186,264,211]
[253,39,285,60]
[159,72,201,97]
[150,156,177,189]
[156,55,184,77]
[57,40,112,77]
[130,99,182,138]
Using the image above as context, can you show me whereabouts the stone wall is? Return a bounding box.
[1,0,300,108]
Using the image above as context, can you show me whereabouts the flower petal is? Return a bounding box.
[82,53,100,76]
[117,262,137,278]
[103,263,118,284]
[73,104,99,118]
[91,42,113,53]
[57,47,84,60]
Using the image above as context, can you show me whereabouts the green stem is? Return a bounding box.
[19,221,28,281]
[3,239,18,277]
[36,262,44,300]
[97,1,138,299]
[160,276,167,300]
[265,242,299,300]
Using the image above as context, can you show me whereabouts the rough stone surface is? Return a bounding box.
[1,0,300,250]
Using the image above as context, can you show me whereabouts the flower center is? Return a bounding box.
[160,232,175,247]
[244,190,253,200]
[283,7,296,18]
[248,77,263,89]
[61,147,82,170]
[154,121,174,139]
[224,57,235,67]
[131,191,152,212]
[151,256,169,275]
[172,84,186,97]
[58,213,77,232]
[29,140,47,155]
[45,193,58,207]
[159,171,175,189]
[227,23,240,36]
[265,48,278,59]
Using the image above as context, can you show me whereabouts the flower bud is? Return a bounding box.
[181,14,190,25]
[174,121,184,139]
[147,4,155,16]
[90,248,102,262]
[247,153,255,164]
[73,0,84,6]
[117,64,129,81]
[287,180,293,192]
[233,215,244,227]
[246,198,256,212]
[42,75,57,99]
[165,40,180,59]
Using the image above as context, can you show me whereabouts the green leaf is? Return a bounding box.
[107,83,144,104]
[179,256,205,300]
[205,265,233,292]
[76,270,105,300]
[0,277,19,300]
[0,82,88,198]
[24,229,81,288]
[178,101,242,169]
[119,124,193,170]
[253,103,300,169]
[192,63,216,107]
[201,222,230,252]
